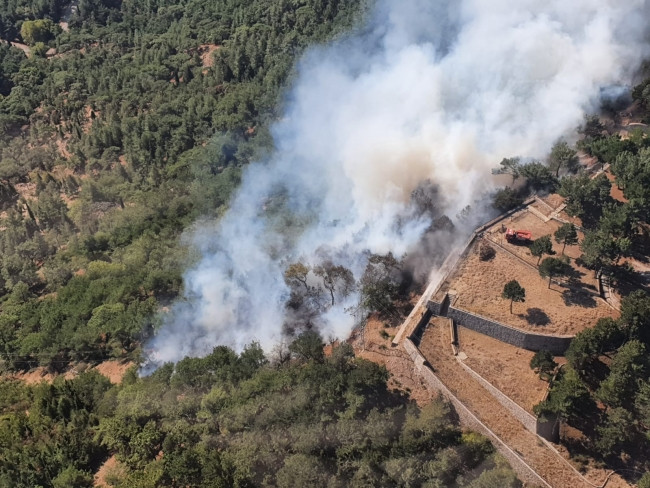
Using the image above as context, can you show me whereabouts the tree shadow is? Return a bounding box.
[561,287,597,308]
[565,275,597,292]
[564,265,586,280]
[610,263,650,297]
[630,230,650,263]
[520,307,551,326]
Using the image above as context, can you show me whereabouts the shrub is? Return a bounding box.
[479,242,496,261]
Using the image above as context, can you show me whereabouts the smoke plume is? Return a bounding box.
[144,0,650,368]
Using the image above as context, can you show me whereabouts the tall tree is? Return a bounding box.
[520,162,558,193]
[502,280,525,314]
[619,290,650,345]
[492,187,523,212]
[493,157,521,184]
[530,350,557,378]
[611,148,650,219]
[538,257,568,289]
[595,407,637,458]
[558,173,612,228]
[359,253,401,318]
[580,230,630,271]
[530,235,553,265]
[549,140,579,177]
[596,340,647,408]
[554,223,578,255]
[314,261,355,306]
[284,262,311,291]
[530,350,557,379]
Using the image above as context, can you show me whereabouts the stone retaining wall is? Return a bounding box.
[536,416,560,444]
[428,300,444,316]
[427,303,573,355]
[393,198,536,347]
[409,308,432,347]
[403,339,552,488]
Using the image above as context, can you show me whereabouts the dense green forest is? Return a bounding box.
[0,335,520,487]
[0,0,371,370]
[0,2,525,487]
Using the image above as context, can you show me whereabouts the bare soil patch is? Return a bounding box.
[605,170,628,203]
[352,316,435,406]
[198,44,220,68]
[7,360,134,385]
[12,366,56,385]
[56,138,72,159]
[82,105,97,133]
[94,455,124,488]
[457,326,551,413]
[541,193,565,209]
[577,150,600,172]
[94,360,134,384]
[436,239,618,336]
[529,199,553,217]
[8,41,30,56]
[14,182,36,201]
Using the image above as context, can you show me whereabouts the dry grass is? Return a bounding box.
[458,326,552,413]
[417,317,615,487]
[352,316,435,406]
[439,239,618,336]
[435,198,620,335]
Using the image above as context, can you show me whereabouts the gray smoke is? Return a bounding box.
[143,0,650,368]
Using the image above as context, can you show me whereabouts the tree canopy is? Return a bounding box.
[530,235,553,265]
[502,279,525,314]
[0,341,519,487]
[538,257,569,288]
[0,0,371,371]
[554,223,578,255]
[536,291,650,470]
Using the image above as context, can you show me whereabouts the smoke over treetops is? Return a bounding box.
[143,0,650,369]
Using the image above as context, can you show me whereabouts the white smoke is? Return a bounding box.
[143,0,650,368]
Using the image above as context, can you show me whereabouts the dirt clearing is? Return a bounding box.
[198,44,220,67]
[457,326,552,413]
[94,455,124,488]
[484,209,583,263]
[94,360,134,384]
[352,316,435,406]
[436,239,618,336]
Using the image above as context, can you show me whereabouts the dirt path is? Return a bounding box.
[419,317,611,488]
[1,39,30,56]
[6,360,134,385]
